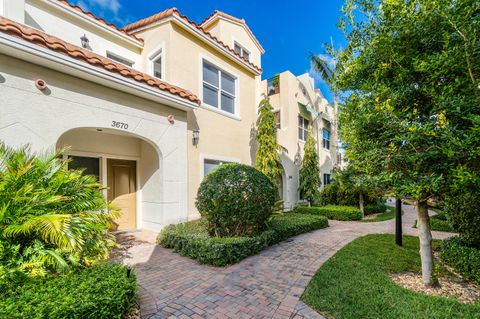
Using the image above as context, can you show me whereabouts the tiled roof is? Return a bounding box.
[122,8,262,73]
[57,0,143,43]
[0,17,201,106]
[200,10,264,54]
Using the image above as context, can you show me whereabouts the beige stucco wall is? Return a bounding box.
[134,21,260,219]
[24,0,141,65]
[0,54,189,231]
[203,19,262,67]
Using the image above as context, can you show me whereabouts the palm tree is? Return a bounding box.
[310,53,342,167]
[0,143,118,283]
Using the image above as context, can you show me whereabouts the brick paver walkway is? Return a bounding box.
[117,204,455,319]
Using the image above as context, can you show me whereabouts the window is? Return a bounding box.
[204,159,231,176]
[152,53,162,79]
[274,110,281,129]
[234,41,250,61]
[322,129,330,150]
[202,61,236,114]
[68,156,100,180]
[106,52,133,67]
[298,116,309,141]
[323,173,332,186]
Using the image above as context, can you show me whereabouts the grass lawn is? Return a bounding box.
[362,206,403,222]
[302,234,479,319]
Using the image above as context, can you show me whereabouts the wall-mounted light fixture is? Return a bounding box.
[192,129,200,146]
[80,34,90,49]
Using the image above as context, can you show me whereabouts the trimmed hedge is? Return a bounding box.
[0,263,137,319]
[440,237,480,284]
[364,202,388,215]
[294,205,362,221]
[157,213,328,266]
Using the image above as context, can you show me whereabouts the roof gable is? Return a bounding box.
[200,10,264,54]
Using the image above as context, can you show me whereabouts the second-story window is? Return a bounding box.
[298,115,309,141]
[107,52,133,67]
[234,42,250,61]
[322,129,331,150]
[152,55,162,79]
[274,110,281,129]
[202,61,236,115]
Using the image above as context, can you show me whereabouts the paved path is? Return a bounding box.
[117,204,455,319]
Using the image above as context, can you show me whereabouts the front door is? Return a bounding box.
[107,159,137,230]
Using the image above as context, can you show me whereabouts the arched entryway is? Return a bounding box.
[56,127,161,231]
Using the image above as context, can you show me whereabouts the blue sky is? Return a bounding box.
[75,0,346,102]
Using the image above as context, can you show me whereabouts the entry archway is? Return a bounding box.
[56,127,162,231]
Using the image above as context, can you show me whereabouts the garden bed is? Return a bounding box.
[157,213,328,266]
[362,206,403,222]
[302,234,480,319]
[294,205,362,221]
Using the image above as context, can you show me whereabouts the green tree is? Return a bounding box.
[336,0,480,286]
[334,164,376,218]
[299,128,321,205]
[255,96,282,189]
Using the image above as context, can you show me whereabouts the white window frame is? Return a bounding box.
[298,115,309,142]
[106,51,134,67]
[199,55,240,119]
[233,41,250,61]
[199,154,241,180]
[148,42,165,80]
[322,128,331,150]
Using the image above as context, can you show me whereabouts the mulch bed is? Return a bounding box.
[390,272,480,304]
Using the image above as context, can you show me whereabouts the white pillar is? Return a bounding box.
[3,0,25,23]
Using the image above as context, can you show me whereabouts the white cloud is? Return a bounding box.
[85,0,121,14]
[76,0,131,24]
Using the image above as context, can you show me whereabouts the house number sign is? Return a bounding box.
[111,121,129,130]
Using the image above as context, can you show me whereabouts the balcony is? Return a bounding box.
[267,75,280,96]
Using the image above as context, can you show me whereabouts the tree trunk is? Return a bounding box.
[417,200,435,286]
[359,192,365,218]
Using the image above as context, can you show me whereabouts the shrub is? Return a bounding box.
[319,181,381,207]
[196,163,277,237]
[158,213,328,266]
[444,191,480,248]
[0,263,137,319]
[294,205,362,221]
[440,237,480,284]
[364,202,388,215]
[0,144,117,290]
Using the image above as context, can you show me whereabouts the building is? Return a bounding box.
[261,71,339,209]
[0,0,337,230]
[0,0,264,231]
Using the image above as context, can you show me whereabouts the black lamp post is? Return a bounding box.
[395,198,402,246]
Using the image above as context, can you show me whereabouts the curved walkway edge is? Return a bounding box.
[118,205,456,319]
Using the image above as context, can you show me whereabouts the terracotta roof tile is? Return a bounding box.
[200,10,264,54]
[57,0,143,43]
[122,8,262,73]
[0,17,200,106]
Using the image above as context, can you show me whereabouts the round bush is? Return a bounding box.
[195,163,277,237]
